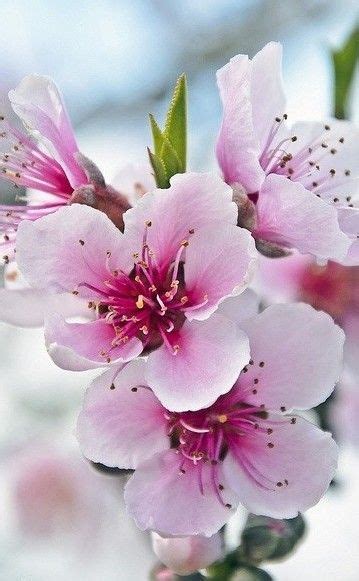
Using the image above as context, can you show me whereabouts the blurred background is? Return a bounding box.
[0,1,358,579]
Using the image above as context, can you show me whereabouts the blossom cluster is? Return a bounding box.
[0,42,357,573]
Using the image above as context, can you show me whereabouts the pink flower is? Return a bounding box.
[0,75,134,268]
[255,254,359,371]
[17,172,256,410]
[0,160,155,330]
[151,531,223,575]
[77,303,342,536]
[216,42,357,263]
[0,75,89,264]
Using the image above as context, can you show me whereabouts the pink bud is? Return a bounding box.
[151,531,223,575]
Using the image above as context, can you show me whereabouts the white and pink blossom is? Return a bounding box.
[216,42,358,263]
[151,531,223,575]
[0,75,89,264]
[16,172,256,410]
[77,303,342,536]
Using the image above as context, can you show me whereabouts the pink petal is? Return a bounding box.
[253,253,311,304]
[337,208,359,266]
[111,163,156,206]
[9,75,87,188]
[184,224,257,321]
[216,289,259,325]
[151,531,223,576]
[146,313,250,412]
[250,42,286,154]
[254,174,351,261]
[0,288,88,328]
[124,450,238,536]
[77,360,168,468]
[216,54,264,191]
[330,372,359,447]
[124,172,237,268]
[288,120,359,202]
[238,303,345,411]
[45,313,143,371]
[16,204,132,296]
[223,414,338,518]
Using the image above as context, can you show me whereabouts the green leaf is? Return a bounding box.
[149,113,165,158]
[147,147,169,189]
[332,26,359,119]
[160,135,182,177]
[164,73,187,172]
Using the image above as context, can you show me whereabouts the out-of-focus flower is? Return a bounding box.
[151,531,223,575]
[254,254,359,369]
[0,441,153,580]
[216,42,358,263]
[77,303,342,536]
[17,172,256,410]
[112,162,156,207]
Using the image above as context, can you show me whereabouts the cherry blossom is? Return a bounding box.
[77,303,342,536]
[216,42,357,263]
[16,172,256,410]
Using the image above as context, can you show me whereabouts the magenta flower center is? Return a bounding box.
[299,261,358,319]
[0,118,73,262]
[163,385,294,507]
[83,226,206,360]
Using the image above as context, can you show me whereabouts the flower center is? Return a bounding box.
[86,224,204,359]
[299,261,356,319]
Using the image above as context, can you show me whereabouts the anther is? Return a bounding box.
[131,387,138,392]
[339,137,344,143]
[145,220,152,227]
[225,503,232,509]
[136,295,144,309]
[280,406,286,412]
[110,383,116,390]
[276,482,283,487]
[324,124,330,130]
[345,170,351,176]
[79,239,85,246]
[218,414,228,424]
[321,142,328,148]
[329,169,335,176]
[267,442,274,448]
[291,136,297,142]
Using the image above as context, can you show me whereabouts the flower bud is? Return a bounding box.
[151,532,223,575]
[240,514,305,563]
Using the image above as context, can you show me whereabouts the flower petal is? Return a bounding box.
[146,313,250,412]
[111,162,155,206]
[184,224,257,320]
[337,207,359,266]
[250,42,286,154]
[254,174,351,261]
[9,75,87,187]
[216,289,260,325]
[223,414,338,519]
[16,204,132,296]
[0,288,88,328]
[125,450,238,536]
[151,531,223,575]
[238,303,345,411]
[77,360,168,468]
[45,313,142,371]
[123,172,237,267]
[216,54,264,191]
